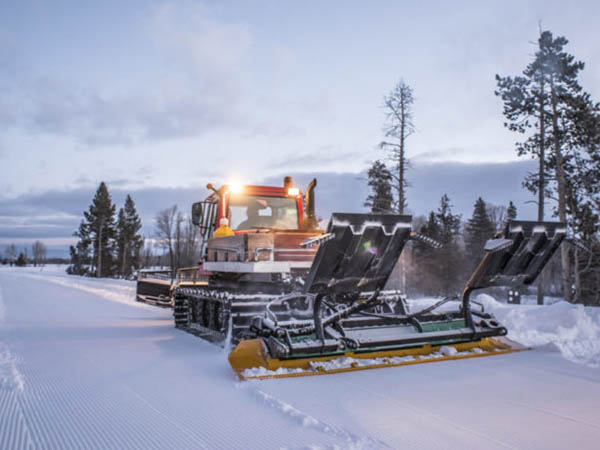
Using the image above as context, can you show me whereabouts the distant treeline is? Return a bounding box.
[1,241,49,267]
[385,195,564,301]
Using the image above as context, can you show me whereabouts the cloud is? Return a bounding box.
[0,160,542,257]
[1,3,254,146]
[265,148,365,170]
[260,160,540,221]
[407,160,540,218]
[0,186,208,242]
[412,147,468,162]
[151,2,252,81]
[0,32,20,131]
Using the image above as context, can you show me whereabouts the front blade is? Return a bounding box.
[229,337,528,380]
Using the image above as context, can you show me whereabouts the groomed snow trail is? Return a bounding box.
[0,269,357,449]
[1,267,599,449]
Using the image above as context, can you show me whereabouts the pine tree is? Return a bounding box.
[507,201,517,221]
[539,32,586,303]
[67,220,92,275]
[570,200,600,305]
[84,182,117,277]
[16,252,27,267]
[364,160,393,213]
[465,198,495,270]
[497,34,544,221]
[496,29,588,303]
[412,196,464,296]
[116,195,144,277]
[412,211,442,295]
[435,195,464,295]
[116,208,127,274]
[559,91,600,303]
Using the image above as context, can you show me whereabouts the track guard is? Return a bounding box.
[466,220,567,290]
[303,213,412,295]
[461,219,567,328]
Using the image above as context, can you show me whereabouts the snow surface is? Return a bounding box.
[0,265,599,449]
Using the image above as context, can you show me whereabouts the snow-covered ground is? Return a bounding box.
[0,265,599,449]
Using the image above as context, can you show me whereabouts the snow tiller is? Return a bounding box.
[228,217,566,379]
[169,178,566,379]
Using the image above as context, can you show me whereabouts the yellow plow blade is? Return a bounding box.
[229,337,528,380]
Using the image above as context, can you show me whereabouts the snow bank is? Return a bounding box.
[32,275,143,309]
[1,266,148,310]
[477,294,600,368]
[0,264,68,274]
[405,295,600,368]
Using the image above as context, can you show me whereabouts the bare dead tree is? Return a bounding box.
[32,241,47,267]
[380,79,415,214]
[486,204,507,231]
[141,241,155,268]
[173,211,185,270]
[181,216,199,267]
[5,244,17,265]
[155,205,178,278]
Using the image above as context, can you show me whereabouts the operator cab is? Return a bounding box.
[191,176,317,239]
[229,194,299,231]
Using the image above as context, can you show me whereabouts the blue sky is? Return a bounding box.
[1,1,599,256]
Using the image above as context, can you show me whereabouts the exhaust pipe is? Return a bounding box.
[304,178,317,230]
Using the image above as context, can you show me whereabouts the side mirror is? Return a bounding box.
[191,202,203,226]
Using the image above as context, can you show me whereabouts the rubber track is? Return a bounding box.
[172,287,277,343]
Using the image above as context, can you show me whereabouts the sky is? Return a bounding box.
[1,0,599,257]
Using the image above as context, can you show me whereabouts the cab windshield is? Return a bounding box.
[228,194,299,230]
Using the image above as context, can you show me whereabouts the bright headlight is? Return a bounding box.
[229,184,243,194]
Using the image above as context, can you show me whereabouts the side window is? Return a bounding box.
[279,207,298,228]
[228,206,246,230]
[258,207,272,217]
